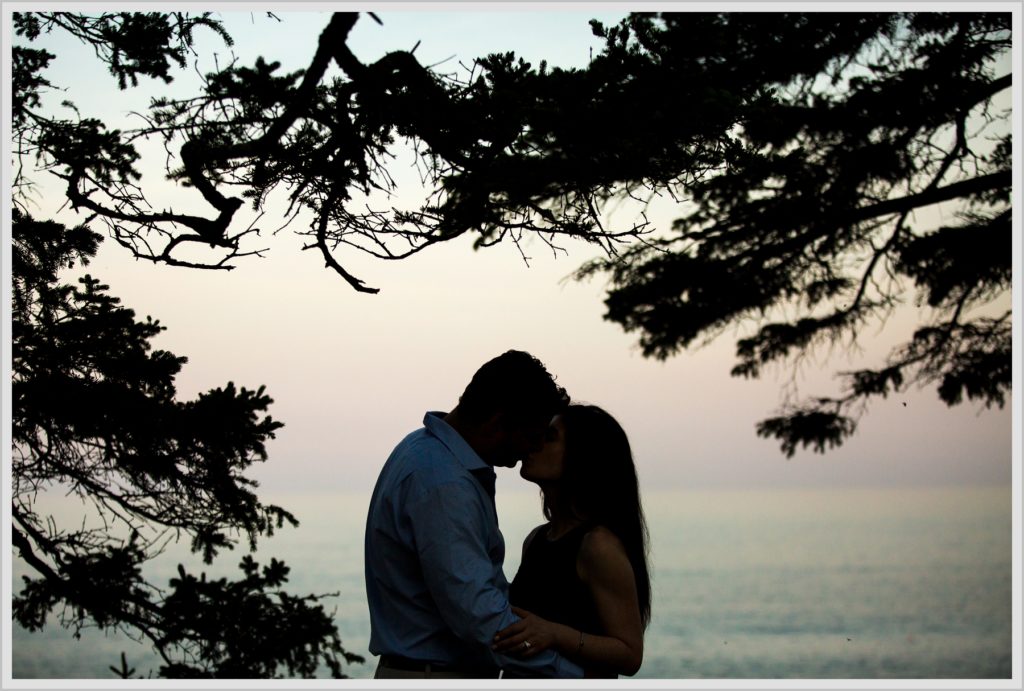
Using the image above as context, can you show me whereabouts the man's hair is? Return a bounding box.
[457,350,569,426]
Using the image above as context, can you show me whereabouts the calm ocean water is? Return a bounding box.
[11,485,1013,679]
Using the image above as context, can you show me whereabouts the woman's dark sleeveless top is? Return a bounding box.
[509,523,603,635]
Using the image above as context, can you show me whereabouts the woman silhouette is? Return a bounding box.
[493,404,651,677]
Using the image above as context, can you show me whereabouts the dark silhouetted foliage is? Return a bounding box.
[11,209,363,677]
[575,13,1011,455]
[12,10,1012,459]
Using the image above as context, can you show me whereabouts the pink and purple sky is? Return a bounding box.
[5,8,1017,498]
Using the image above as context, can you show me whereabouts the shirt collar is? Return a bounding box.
[423,411,491,474]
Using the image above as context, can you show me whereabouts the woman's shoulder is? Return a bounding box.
[522,523,548,552]
[577,525,629,575]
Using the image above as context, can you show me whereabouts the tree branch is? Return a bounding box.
[849,170,1009,224]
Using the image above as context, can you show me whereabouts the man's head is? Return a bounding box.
[452,350,570,468]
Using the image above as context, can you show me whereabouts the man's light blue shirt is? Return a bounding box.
[364,412,582,678]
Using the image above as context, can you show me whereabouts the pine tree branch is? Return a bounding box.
[849,170,1009,224]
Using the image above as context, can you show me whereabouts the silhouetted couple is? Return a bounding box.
[364,350,651,678]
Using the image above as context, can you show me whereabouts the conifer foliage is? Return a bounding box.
[12,11,1012,477]
[11,210,363,677]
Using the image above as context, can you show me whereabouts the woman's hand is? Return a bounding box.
[492,607,569,658]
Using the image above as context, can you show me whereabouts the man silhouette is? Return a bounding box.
[364,350,581,678]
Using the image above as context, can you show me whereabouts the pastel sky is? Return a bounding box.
[7,8,1017,497]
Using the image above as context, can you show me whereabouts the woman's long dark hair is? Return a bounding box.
[543,404,652,629]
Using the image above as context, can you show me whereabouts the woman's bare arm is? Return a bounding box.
[573,526,644,675]
[493,526,643,676]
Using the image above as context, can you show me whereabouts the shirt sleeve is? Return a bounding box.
[407,476,583,678]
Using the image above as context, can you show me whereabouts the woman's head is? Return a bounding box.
[521,405,636,512]
[517,414,568,484]
[521,404,651,628]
